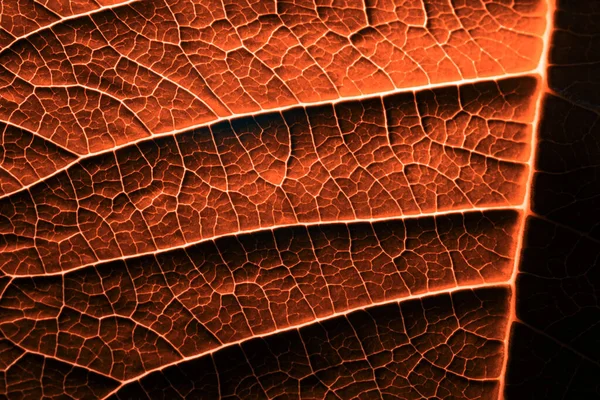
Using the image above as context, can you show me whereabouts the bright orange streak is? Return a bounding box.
[497,0,556,397]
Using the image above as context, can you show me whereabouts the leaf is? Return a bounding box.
[0,0,595,399]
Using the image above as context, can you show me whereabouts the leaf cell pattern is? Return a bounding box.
[0,0,597,399]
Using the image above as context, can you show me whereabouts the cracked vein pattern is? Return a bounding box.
[0,211,517,387]
[113,288,510,399]
[5,0,595,398]
[0,0,545,138]
[0,0,545,185]
[0,76,536,197]
[0,77,537,277]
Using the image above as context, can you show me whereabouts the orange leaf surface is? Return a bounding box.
[1,0,597,398]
